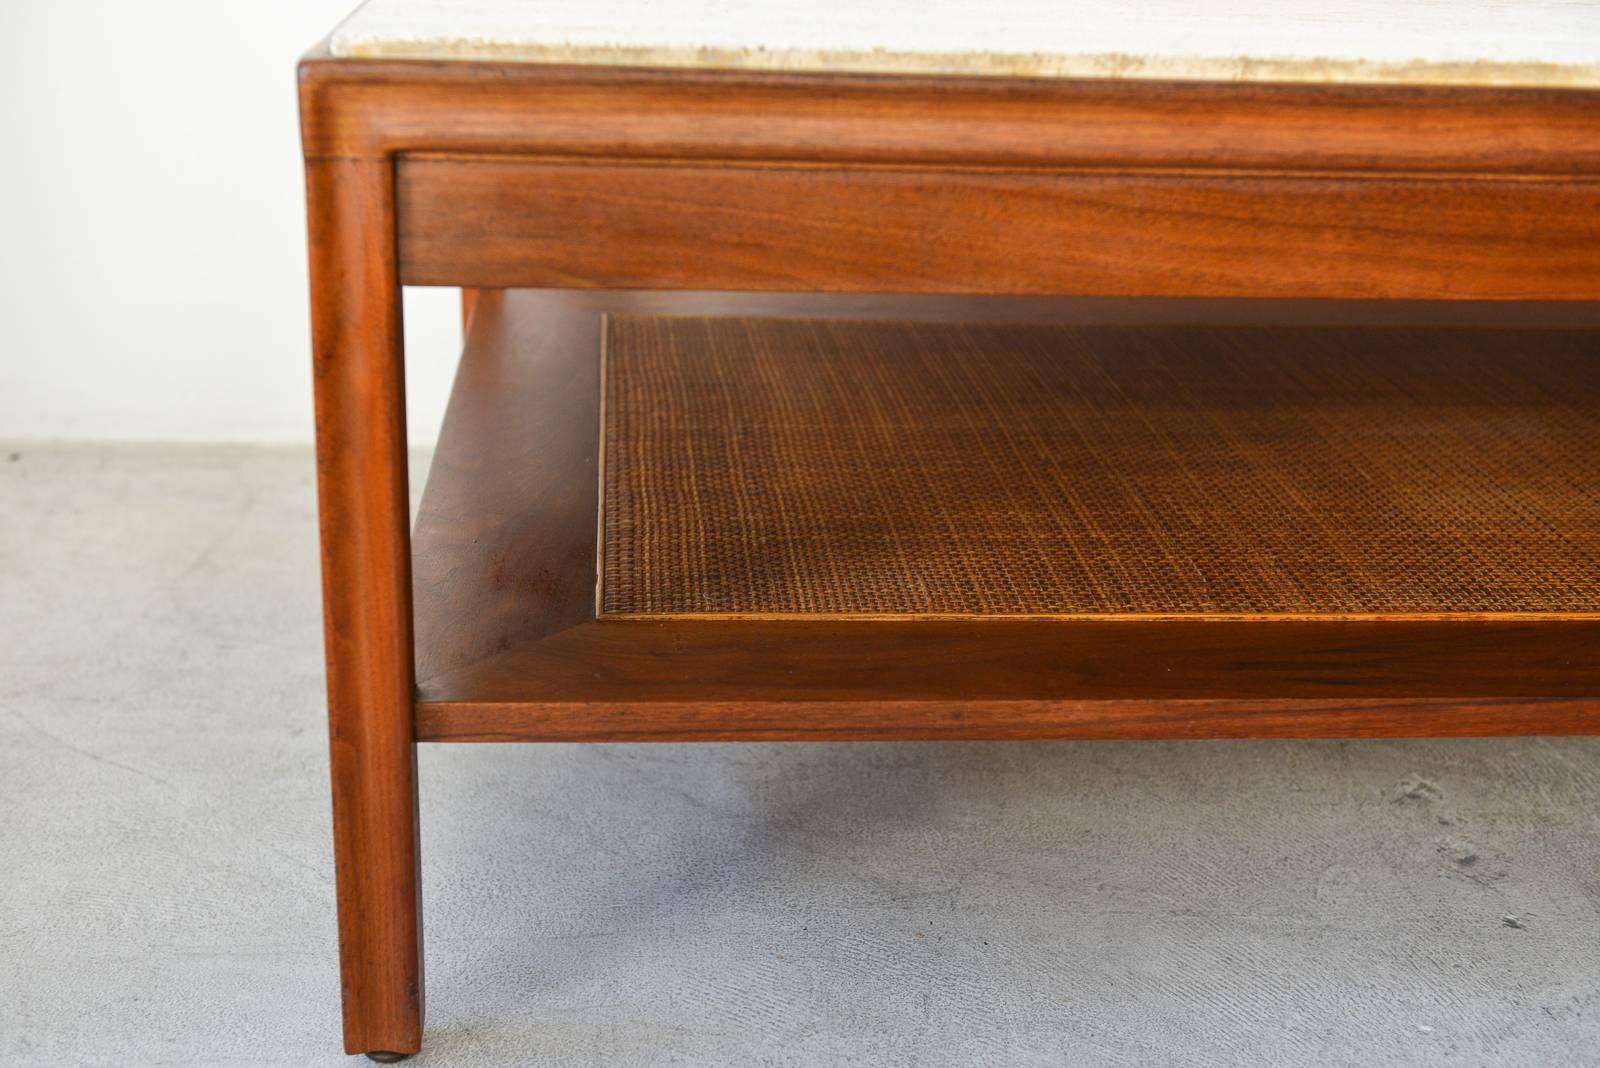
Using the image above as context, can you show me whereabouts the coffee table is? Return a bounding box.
[300,1,1600,1058]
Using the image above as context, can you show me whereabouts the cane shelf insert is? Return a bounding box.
[600,314,1599,620]
[412,290,1600,743]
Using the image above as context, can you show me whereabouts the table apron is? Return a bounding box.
[397,157,1600,300]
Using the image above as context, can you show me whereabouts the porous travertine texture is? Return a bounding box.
[329,0,1600,87]
[3,444,1599,1066]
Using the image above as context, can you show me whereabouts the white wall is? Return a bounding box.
[0,0,460,445]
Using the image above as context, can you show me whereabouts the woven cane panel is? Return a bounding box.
[600,316,1600,618]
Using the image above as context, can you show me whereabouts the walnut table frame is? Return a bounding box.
[299,47,1600,1060]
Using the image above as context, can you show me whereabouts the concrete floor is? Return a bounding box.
[2,443,1598,1067]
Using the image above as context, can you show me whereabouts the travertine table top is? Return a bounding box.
[329,0,1600,88]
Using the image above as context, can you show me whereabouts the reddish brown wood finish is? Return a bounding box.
[398,160,1600,299]
[304,156,423,1056]
[300,55,1600,301]
[298,57,1600,176]
[412,289,601,683]
[416,619,1600,741]
[411,289,1600,742]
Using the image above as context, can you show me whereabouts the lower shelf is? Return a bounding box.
[602,309,1600,619]
[412,290,1600,741]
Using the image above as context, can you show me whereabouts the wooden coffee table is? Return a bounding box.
[300,2,1600,1059]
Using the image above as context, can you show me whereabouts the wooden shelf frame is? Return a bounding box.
[412,289,1600,743]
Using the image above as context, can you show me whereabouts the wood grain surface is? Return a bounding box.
[301,57,1600,301]
[299,57,1600,174]
[417,621,1600,742]
[304,157,424,1057]
[398,160,1600,299]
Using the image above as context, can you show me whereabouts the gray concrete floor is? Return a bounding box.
[2,443,1598,1067]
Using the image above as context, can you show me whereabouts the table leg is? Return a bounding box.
[305,155,424,1059]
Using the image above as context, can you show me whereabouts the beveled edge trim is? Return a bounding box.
[299,53,1600,178]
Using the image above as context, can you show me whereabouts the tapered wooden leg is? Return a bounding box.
[305,155,424,1057]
